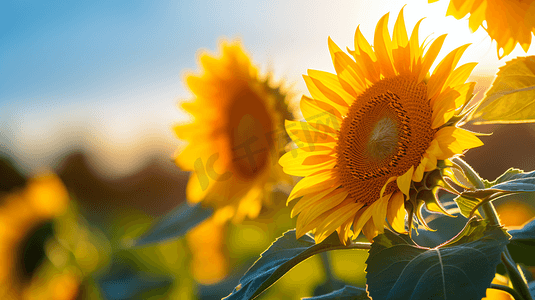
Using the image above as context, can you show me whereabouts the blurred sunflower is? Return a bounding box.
[186,217,228,285]
[0,171,77,300]
[174,40,295,223]
[279,9,483,244]
[429,0,535,58]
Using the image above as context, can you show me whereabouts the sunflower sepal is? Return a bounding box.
[404,161,466,235]
[419,188,456,218]
[414,195,436,232]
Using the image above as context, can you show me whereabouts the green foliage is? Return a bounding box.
[303,285,369,300]
[132,202,212,246]
[470,56,535,124]
[508,217,535,266]
[97,251,174,300]
[442,218,492,246]
[223,230,368,300]
[365,223,509,300]
[485,168,525,187]
[455,169,535,217]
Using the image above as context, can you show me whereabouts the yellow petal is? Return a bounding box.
[285,120,338,142]
[333,51,367,95]
[281,156,336,177]
[451,127,484,149]
[417,34,447,83]
[451,82,476,114]
[279,148,334,168]
[300,95,344,124]
[186,173,210,203]
[288,169,338,202]
[467,0,487,32]
[307,70,354,107]
[423,153,438,172]
[353,201,379,238]
[337,217,355,245]
[328,38,361,97]
[291,186,344,218]
[409,19,424,68]
[431,88,460,128]
[362,218,380,242]
[174,142,215,171]
[443,62,478,91]
[387,192,407,233]
[374,13,396,77]
[298,189,350,225]
[314,202,364,243]
[354,25,376,61]
[412,156,428,182]
[301,95,345,121]
[396,166,415,197]
[434,127,483,159]
[372,194,391,233]
[425,139,444,158]
[427,44,470,100]
[393,7,409,48]
[380,176,397,199]
[235,186,263,222]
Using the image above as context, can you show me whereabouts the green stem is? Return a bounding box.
[502,253,533,300]
[347,242,372,250]
[452,157,533,300]
[451,157,485,189]
[490,284,524,300]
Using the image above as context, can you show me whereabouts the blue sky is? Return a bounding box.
[1,0,534,174]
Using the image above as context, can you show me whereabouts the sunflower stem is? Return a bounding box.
[452,157,533,300]
[451,157,485,189]
[347,242,372,250]
[502,253,534,300]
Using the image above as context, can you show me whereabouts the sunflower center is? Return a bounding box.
[336,76,434,204]
[228,86,273,179]
[367,116,398,160]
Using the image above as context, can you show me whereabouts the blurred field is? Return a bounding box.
[1,116,534,299]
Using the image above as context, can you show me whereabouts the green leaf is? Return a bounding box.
[97,251,173,300]
[366,224,509,300]
[303,286,369,300]
[470,56,535,124]
[454,194,484,218]
[489,168,525,185]
[454,169,535,217]
[223,230,369,300]
[131,201,212,246]
[508,217,535,266]
[411,214,469,248]
[442,218,491,246]
[492,180,535,192]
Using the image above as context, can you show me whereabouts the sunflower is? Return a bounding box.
[174,40,294,223]
[0,172,73,299]
[429,0,535,58]
[279,9,484,245]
